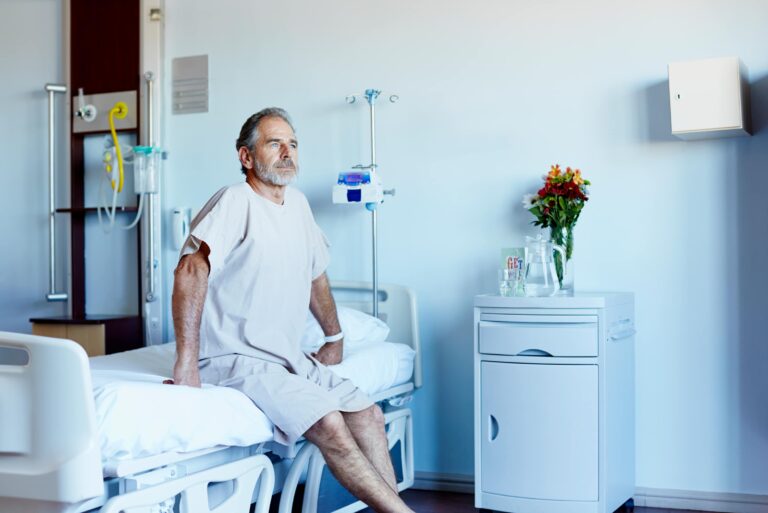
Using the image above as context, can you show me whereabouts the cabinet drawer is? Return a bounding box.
[478,315,598,357]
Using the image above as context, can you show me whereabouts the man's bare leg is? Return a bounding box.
[304,411,414,513]
[343,405,398,492]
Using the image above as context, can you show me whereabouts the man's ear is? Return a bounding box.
[238,147,254,170]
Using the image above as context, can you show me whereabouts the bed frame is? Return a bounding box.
[0,281,421,513]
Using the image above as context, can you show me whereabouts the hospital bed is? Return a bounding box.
[0,281,422,513]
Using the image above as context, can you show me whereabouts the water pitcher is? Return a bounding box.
[524,235,566,297]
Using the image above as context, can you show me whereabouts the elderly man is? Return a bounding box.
[170,108,414,513]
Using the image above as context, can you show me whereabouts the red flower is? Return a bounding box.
[523,164,590,231]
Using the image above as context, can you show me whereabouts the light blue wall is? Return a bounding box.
[161,0,768,494]
[0,0,67,334]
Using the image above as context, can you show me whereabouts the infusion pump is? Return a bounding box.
[332,170,390,206]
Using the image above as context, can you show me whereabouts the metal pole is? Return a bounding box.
[365,89,380,318]
[144,72,157,303]
[45,83,68,302]
[146,71,154,145]
[372,208,378,318]
[369,92,376,170]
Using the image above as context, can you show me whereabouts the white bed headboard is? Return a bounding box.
[331,281,422,389]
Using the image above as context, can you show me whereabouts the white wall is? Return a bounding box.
[0,0,138,332]
[0,0,67,333]
[161,0,768,495]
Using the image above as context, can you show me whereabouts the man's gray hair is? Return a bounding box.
[235,107,295,174]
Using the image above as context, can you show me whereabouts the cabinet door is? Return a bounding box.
[669,58,742,133]
[480,362,598,501]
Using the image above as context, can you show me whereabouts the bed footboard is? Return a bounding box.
[0,331,103,512]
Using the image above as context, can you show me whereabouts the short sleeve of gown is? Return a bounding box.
[311,219,331,280]
[180,187,247,276]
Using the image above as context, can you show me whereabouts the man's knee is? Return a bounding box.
[349,404,385,430]
[366,404,385,427]
[306,411,347,442]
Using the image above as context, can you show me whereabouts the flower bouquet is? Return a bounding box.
[522,165,590,293]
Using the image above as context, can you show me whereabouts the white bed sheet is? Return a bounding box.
[90,342,415,463]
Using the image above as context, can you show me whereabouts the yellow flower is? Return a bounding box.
[573,169,584,185]
[548,164,561,179]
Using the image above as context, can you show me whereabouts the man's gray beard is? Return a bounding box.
[254,160,298,186]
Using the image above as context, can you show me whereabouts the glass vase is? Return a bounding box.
[550,225,575,296]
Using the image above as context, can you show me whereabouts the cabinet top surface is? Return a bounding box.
[475,292,633,309]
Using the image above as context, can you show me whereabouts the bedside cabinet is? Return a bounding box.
[30,315,144,356]
[474,293,635,513]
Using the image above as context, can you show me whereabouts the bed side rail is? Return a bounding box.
[331,281,422,389]
[0,331,103,505]
[101,453,274,513]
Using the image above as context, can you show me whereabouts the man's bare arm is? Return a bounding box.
[309,272,343,365]
[169,244,210,387]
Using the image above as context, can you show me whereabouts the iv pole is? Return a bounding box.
[346,89,397,318]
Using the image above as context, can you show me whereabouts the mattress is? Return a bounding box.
[90,341,415,463]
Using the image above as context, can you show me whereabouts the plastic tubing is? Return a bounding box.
[122,192,144,230]
[108,102,128,192]
[97,170,119,232]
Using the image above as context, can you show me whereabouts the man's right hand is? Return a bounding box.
[170,247,210,388]
[165,360,201,387]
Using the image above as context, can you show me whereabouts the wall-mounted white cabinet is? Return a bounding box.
[668,57,751,140]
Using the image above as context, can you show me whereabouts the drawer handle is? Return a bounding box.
[489,415,499,441]
[516,349,554,357]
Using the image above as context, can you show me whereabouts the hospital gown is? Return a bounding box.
[180,182,372,445]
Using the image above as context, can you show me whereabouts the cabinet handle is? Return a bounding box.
[516,348,554,357]
[489,415,499,441]
[608,328,636,341]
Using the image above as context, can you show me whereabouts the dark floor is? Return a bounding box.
[260,486,712,513]
[268,487,708,512]
[355,489,706,513]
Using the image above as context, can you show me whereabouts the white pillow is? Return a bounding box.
[301,306,390,353]
[329,342,415,396]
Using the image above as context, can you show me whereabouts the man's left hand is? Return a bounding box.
[312,341,343,366]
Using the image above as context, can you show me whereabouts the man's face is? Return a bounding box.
[250,117,299,186]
